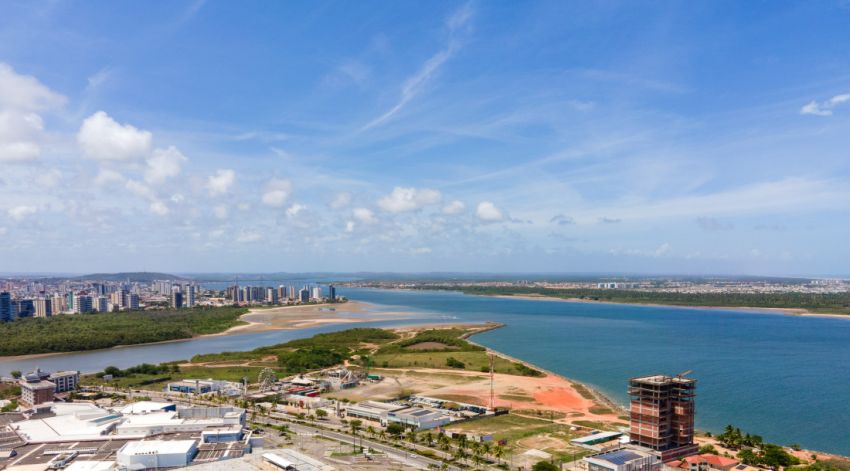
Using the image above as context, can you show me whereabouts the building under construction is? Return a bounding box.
[628,373,698,461]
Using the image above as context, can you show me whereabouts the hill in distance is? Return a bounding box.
[73,272,190,282]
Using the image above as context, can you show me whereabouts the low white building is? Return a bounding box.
[344,401,405,423]
[49,370,80,393]
[117,439,198,469]
[11,403,122,443]
[115,406,244,436]
[386,407,452,430]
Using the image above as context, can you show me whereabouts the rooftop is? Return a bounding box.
[11,403,121,443]
[119,439,197,455]
[119,401,175,415]
[629,375,696,385]
[588,448,655,466]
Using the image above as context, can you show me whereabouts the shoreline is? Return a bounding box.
[477,293,850,319]
[463,324,628,418]
[0,301,413,362]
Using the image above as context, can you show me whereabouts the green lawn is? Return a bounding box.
[84,365,286,390]
[444,414,576,446]
[372,351,540,376]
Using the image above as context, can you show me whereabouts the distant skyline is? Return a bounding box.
[2,1,850,275]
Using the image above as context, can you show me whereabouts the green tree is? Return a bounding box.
[386,422,405,439]
[315,408,328,419]
[761,444,799,470]
[699,444,719,455]
[10,370,21,379]
[532,461,560,471]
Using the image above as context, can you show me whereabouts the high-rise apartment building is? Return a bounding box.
[0,291,12,322]
[73,294,93,314]
[13,299,34,318]
[185,285,196,308]
[266,287,278,304]
[311,286,322,301]
[34,298,53,317]
[328,285,336,301]
[94,296,108,312]
[298,287,310,303]
[52,294,66,314]
[171,291,184,309]
[628,374,698,460]
[126,293,140,310]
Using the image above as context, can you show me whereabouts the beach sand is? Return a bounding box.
[218,301,415,334]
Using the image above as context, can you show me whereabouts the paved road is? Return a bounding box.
[252,416,463,470]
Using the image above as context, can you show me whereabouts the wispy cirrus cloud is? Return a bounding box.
[800,93,850,116]
[361,3,473,131]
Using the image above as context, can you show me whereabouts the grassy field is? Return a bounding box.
[84,365,286,390]
[372,327,544,377]
[372,351,524,374]
[572,420,628,431]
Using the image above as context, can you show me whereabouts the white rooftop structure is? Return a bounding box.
[115,406,244,436]
[263,450,335,471]
[117,440,198,469]
[64,461,117,471]
[11,403,122,443]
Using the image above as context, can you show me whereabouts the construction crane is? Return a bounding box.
[676,370,693,378]
[489,353,495,410]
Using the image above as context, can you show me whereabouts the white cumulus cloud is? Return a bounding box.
[330,192,352,209]
[377,187,441,213]
[0,63,66,163]
[286,203,306,217]
[0,63,66,111]
[78,111,153,161]
[261,178,293,207]
[94,169,125,186]
[207,169,235,196]
[442,200,465,215]
[125,180,155,200]
[7,205,38,221]
[149,200,169,216]
[476,201,503,221]
[353,207,377,224]
[145,146,187,184]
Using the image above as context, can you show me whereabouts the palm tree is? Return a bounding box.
[438,433,450,451]
[494,444,505,465]
[366,425,376,438]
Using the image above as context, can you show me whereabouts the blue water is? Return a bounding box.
[1,286,848,455]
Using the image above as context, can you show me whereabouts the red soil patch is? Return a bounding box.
[533,386,586,410]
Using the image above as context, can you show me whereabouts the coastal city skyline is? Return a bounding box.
[3,1,850,275]
[3,2,850,470]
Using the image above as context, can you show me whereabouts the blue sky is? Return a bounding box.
[1,1,850,275]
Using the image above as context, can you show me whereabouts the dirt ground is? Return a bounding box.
[328,366,620,426]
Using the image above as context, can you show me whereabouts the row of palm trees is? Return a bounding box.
[349,420,508,469]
